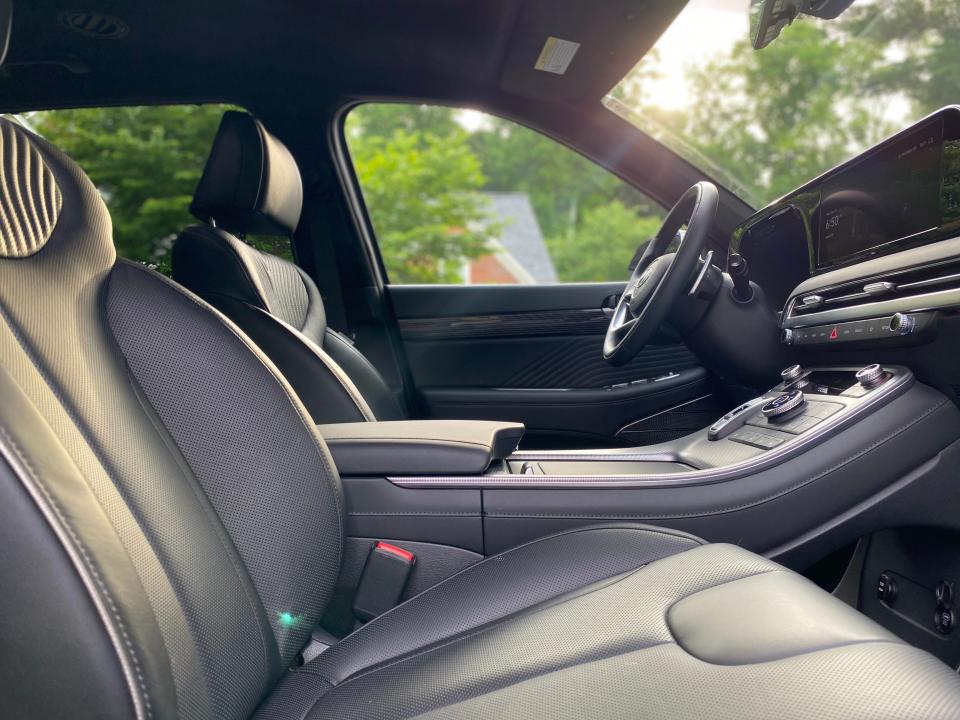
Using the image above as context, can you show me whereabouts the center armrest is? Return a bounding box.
[316,420,525,476]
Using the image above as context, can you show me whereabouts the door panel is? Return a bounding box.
[389,283,721,447]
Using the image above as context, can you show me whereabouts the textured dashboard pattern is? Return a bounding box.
[503,336,699,389]
[400,308,610,340]
[0,122,63,257]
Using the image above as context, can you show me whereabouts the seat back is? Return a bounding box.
[0,118,343,720]
[172,111,404,423]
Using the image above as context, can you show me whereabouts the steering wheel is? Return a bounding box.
[603,181,719,366]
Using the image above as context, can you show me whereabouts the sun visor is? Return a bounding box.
[498,0,680,102]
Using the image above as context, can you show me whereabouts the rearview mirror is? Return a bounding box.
[750,0,858,50]
[749,0,801,50]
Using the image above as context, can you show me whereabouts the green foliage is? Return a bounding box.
[632,22,892,206]
[469,116,661,241]
[347,111,494,283]
[349,103,460,138]
[349,103,664,284]
[841,0,960,117]
[618,1,960,209]
[30,105,235,269]
[547,201,662,282]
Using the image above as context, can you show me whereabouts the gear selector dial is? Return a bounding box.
[761,389,805,419]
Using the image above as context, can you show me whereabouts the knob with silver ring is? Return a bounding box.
[856,364,886,388]
[889,313,916,336]
[780,364,804,383]
[761,389,805,418]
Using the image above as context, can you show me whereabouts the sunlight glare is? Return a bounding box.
[642,0,749,110]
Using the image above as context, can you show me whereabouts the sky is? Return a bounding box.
[640,0,749,111]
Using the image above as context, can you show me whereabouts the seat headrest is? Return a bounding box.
[190,111,303,237]
[0,119,65,258]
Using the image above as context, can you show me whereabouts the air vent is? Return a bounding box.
[59,11,129,39]
[786,258,960,325]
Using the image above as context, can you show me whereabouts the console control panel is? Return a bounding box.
[708,365,891,451]
[785,312,933,346]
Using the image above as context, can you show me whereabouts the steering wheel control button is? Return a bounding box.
[761,389,805,419]
[935,607,956,635]
[877,573,898,605]
[856,364,886,389]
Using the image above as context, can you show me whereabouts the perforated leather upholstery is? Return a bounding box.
[3,118,960,720]
[172,112,404,423]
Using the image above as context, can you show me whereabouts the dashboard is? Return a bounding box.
[729,106,960,348]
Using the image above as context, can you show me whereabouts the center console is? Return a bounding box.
[385,364,913,486]
[331,363,960,573]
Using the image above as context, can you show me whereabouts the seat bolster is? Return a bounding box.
[323,329,406,421]
[172,225,271,312]
[202,295,376,423]
[0,366,179,720]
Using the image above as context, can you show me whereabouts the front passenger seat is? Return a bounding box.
[172,110,405,423]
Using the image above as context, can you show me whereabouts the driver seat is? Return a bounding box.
[172,111,406,424]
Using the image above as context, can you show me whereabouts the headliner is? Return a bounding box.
[2,0,684,114]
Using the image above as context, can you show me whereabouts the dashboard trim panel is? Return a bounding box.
[782,285,960,329]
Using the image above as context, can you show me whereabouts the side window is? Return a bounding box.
[27,105,293,273]
[343,103,665,285]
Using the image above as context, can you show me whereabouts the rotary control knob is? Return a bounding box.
[780,364,804,383]
[761,389,805,418]
[889,313,916,336]
[856,364,885,389]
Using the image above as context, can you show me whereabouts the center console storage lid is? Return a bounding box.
[317,420,525,476]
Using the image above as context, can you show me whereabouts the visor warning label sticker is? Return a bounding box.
[534,37,580,75]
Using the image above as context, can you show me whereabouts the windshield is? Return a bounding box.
[606,0,960,209]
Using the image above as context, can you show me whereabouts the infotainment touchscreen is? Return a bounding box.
[731,107,960,287]
[817,117,945,268]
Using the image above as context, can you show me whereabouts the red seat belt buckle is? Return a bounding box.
[352,541,416,622]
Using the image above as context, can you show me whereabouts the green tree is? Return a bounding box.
[348,103,460,138]
[841,0,960,117]
[347,117,495,283]
[631,22,891,206]
[548,200,662,282]
[469,116,660,241]
[31,105,233,268]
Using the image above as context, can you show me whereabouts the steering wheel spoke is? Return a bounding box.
[602,182,719,366]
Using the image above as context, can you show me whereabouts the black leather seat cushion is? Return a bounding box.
[256,526,960,720]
